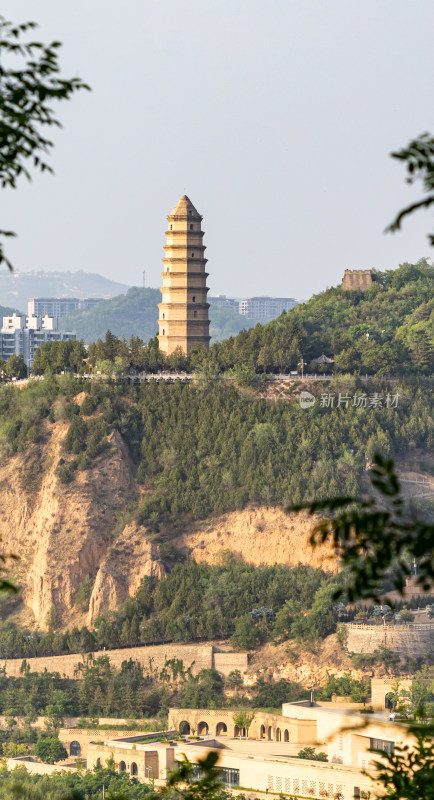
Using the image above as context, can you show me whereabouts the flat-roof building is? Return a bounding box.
[28,297,103,317]
[84,702,420,798]
[0,313,76,370]
[239,297,297,320]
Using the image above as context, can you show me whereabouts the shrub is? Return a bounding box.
[58,466,73,484]
[230,615,263,650]
[298,746,328,762]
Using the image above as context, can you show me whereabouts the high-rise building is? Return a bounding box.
[0,313,76,370]
[158,195,210,355]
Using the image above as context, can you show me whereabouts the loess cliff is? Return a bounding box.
[0,413,335,630]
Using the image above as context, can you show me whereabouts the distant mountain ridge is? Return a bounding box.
[0,304,19,319]
[0,270,130,313]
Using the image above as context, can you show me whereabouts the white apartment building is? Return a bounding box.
[0,313,76,370]
[239,296,297,319]
[28,297,103,317]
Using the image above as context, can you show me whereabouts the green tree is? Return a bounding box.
[298,746,328,762]
[411,666,434,717]
[371,732,434,800]
[232,710,255,738]
[45,689,71,732]
[230,616,263,650]
[387,133,434,246]
[289,454,434,602]
[5,354,27,379]
[225,670,243,692]
[0,16,89,269]
[34,735,68,764]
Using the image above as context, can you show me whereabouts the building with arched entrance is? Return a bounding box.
[168,707,316,743]
[86,702,417,798]
[371,678,413,710]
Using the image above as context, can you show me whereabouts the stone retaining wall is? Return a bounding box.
[1,643,247,679]
[346,623,434,657]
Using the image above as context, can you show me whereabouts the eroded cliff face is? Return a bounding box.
[173,506,338,572]
[0,414,334,630]
[0,418,143,628]
[87,522,165,625]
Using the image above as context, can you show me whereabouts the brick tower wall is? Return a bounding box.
[342,269,373,291]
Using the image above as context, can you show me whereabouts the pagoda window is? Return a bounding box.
[192,296,196,302]
[190,224,193,230]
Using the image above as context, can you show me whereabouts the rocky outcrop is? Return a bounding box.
[0,421,144,628]
[88,522,165,624]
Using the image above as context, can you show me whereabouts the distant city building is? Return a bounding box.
[342,269,375,291]
[0,313,76,369]
[27,297,103,317]
[239,296,297,319]
[208,295,239,310]
[78,297,104,310]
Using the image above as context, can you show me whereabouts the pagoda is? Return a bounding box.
[158,195,210,355]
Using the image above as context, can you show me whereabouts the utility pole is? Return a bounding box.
[142,270,146,288]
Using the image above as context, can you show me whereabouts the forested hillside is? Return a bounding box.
[31,260,434,378]
[0,371,431,635]
[202,259,434,375]
[60,288,161,343]
[0,260,432,661]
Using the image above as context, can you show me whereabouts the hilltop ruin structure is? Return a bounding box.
[342,269,374,291]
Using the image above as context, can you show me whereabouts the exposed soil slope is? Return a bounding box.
[0,419,139,628]
[174,507,338,572]
[2,412,427,632]
[0,414,338,630]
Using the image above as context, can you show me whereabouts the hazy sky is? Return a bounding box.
[2,1,434,298]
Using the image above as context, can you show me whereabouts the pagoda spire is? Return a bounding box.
[157,195,210,356]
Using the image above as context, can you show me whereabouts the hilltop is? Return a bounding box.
[205,259,434,375]
[0,259,432,671]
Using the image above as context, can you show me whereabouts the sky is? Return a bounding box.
[1,0,434,299]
